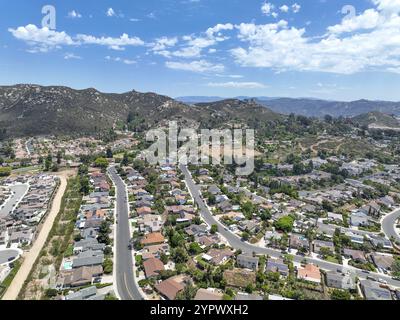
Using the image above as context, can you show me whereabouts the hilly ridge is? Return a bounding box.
[177,96,400,118]
[0,84,282,138]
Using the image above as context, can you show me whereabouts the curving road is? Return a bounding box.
[382,208,400,244]
[180,165,400,289]
[0,184,29,218]
[0,249,21,266]
[107,166,143,301]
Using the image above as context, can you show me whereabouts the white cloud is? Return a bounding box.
[152,23,233,59]
[373,0,400,13]
[9,24,145,52]
[105,56,136,65]
[151,37,179,51]
[279,5,289,13]
[64,52,81,60]
[106,8,116,17]
[292,3,301,13]
[205,23,234,38]
[261,2,274,16]
[327,9,381,34]
[68,10,82,19]
[230,2,400,75]
[8,24,75,52]
[166,60,225,73]
[215,74,244,79]
[75,33,144,50]
[207,81,267,89]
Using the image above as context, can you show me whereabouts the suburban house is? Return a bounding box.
[155,276,186,300]
[297,264,321,283]
[143,257,165,278]
[360,280,392,300]
[325,271,356,290]
[202,248,233,265]
[237,254,259,271]
[266,259,290,277]
[140,232,165,246]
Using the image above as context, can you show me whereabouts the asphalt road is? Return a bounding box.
[0,249,20,265]
[180,164,400,289]
[0,184,29,219]
[108,166,143,301]
[382,208,400,243]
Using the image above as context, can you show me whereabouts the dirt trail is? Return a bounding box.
[2,170,75,300]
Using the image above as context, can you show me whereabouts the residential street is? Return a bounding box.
[107,166,143,301]
[180,165,400,289]
[0,184,29,218]
[382,208,400,243]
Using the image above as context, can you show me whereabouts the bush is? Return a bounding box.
[0,167,11,177]
[103,258,113,274]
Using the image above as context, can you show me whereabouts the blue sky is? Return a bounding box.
[1,0,400,101]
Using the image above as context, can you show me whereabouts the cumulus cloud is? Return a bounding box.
[230,0,400,75]
[327,9,381,34]
[207,81,267,89]
[166,60,225,73]
[153,23,233,59]
[261,2,274,16]
[280,5,289,13]
[76,33,144,50]
[9,24,145,51]
[8,24,75,52]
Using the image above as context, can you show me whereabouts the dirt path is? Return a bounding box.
[2,170,74,300]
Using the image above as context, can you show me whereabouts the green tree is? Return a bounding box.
[210,224,218,234]
[44,153,52,171]
[56,151,62,164]
[103,258,113,274]
[121,152,129,166]
[0,167,11,177]
[94,157,108,170]
[188,242,203,255]
[274,216,294,233]
[392,259,400,278]
[331,289,351,300]
[97,221,111,245]
[106,148,113,159]
[172,247,189,263]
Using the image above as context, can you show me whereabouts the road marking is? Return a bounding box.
[124,273,136,300]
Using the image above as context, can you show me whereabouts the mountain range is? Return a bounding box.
[177,96,400,118]
[1,84,400,139]
[0,84,282,138]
